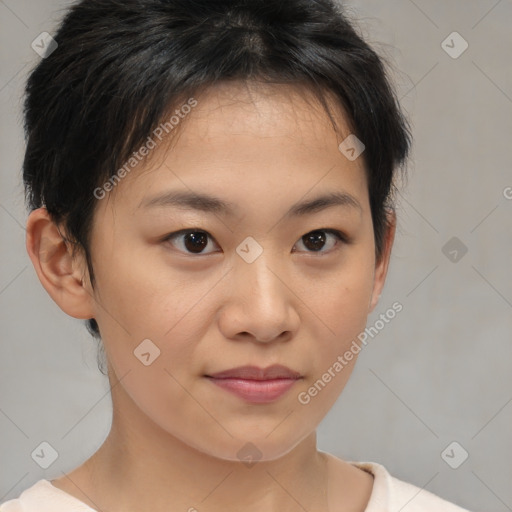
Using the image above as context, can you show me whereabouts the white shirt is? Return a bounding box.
[0,461,471,511]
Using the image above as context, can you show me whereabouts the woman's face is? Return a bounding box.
[84,82,392,461]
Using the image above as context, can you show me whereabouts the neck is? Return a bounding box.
[78,386,330,512]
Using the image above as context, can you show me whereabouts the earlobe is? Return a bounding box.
[368,209,396,313]
[26,207,95,320]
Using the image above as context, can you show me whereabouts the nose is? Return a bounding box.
[218,255,300,343]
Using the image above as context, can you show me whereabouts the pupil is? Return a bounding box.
[184,232,208,253]
[304,231,325,251]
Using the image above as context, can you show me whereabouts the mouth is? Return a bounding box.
[204,365,303,403]
[205,364,302,380]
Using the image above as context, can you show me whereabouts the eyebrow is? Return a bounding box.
[139,189,362,218]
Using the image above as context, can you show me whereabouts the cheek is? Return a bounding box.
[90,247,216,398]
[294,273,374,418]
[313,253,375,340]
[304,248,375,385]
[89,243,201,341]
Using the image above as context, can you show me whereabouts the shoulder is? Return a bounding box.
[1,479,53,512]
[0,479,95,512]
[348,460,472,512]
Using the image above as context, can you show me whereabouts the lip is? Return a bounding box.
[206,364,302,380]
[204,365,303,403]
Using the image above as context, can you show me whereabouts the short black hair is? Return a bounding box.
[22,0,411,361]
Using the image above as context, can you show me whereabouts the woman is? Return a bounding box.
[1,0,470,510]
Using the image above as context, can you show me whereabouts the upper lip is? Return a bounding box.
[205,365,302,380]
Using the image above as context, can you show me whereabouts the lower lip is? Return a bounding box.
[205,377,300,403]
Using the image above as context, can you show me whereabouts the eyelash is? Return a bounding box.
[162,228,349,256]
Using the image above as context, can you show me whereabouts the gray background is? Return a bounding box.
[1,1,511,510]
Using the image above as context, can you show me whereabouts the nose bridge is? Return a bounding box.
[227,244,297,341]
[237,246,285,307]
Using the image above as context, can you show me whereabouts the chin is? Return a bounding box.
[184,429,311,465]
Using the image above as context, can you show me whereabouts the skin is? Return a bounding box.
[26,81,395,512]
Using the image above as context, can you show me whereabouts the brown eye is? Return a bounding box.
[293,229,346,254]
[164,229,219,255]
[163,228,346,256]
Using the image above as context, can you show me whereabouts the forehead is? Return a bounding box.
[101,81,366,217]
[174,81,350,144]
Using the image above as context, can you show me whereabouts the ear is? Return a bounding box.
[25,207,96,320]
[368,209,396,313]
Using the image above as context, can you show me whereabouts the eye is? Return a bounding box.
[163,228,348,256]
[292,229,347,254]
[163,229,220,255]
